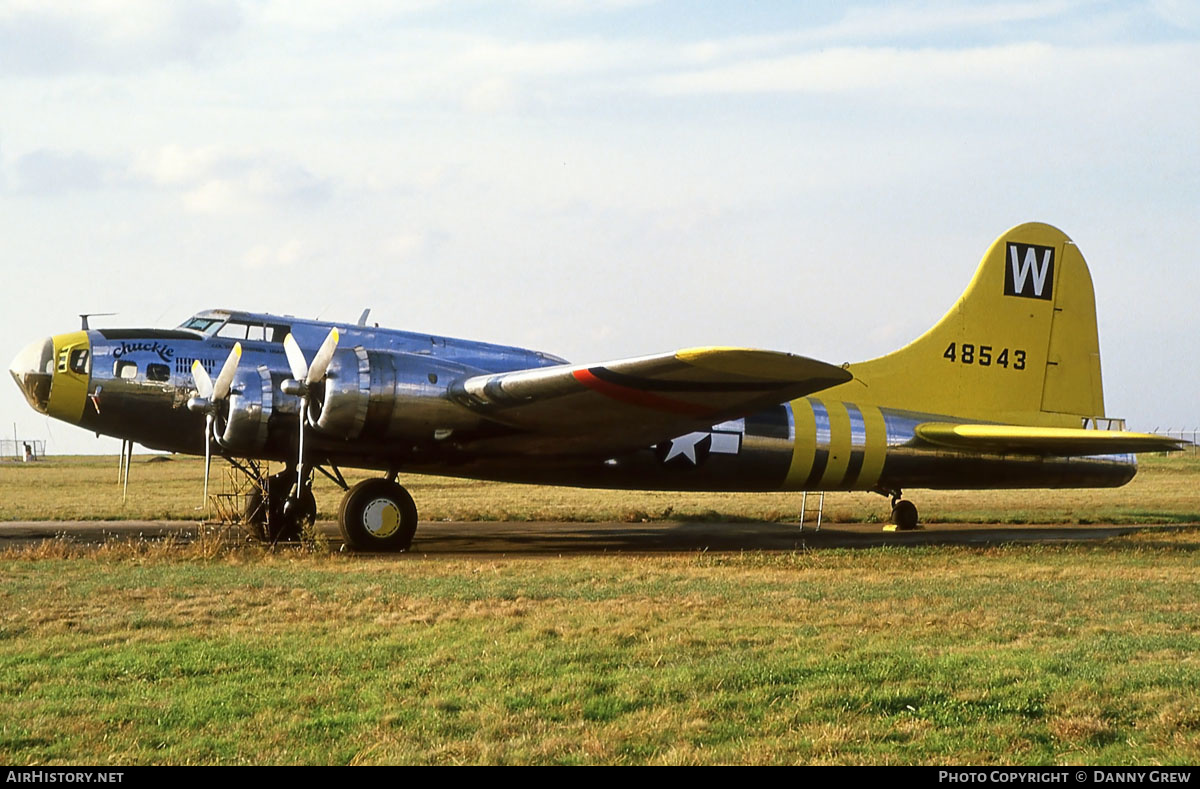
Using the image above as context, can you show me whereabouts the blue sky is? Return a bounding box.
[2,0,1198,454]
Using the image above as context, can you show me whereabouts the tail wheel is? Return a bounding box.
[891,499,919,530]
[338,478,418,552]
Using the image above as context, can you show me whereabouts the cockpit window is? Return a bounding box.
[217,320,290,343]
[216,322,247,339]
[180,317,222,334]
[179,316,290,343]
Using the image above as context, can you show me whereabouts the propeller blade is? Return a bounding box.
[201,413,213,510]
[306,327,340,385]
[283,333,308,382]
[191,359,214,399]
[212,342,242,401]
[294,396,307,502]
[284,327,339,519]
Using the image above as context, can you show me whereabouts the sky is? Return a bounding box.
[1,0,1198,455]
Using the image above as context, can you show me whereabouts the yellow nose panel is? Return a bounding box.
[47,331,90,424]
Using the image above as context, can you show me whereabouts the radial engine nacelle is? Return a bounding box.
[214,348,485,453]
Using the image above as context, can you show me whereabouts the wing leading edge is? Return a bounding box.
[451,346,852,455]
[914,422,1185,455]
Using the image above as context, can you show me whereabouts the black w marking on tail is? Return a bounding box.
[1004,242,1055,301]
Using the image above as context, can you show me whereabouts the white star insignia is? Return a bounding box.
[663,432,708,464]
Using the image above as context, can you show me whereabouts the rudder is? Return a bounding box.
[820,222,1105,427]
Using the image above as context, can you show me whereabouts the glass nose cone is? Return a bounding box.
[10,337,54,414]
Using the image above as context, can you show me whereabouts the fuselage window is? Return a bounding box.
[69,349,91,375]
[114,360,138,380]
[146,363,170,382]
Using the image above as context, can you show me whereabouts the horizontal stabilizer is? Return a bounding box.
[454,347,851,455]
[914,422,1185,456]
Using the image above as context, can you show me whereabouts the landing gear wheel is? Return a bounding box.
[244,471,315,542]
[891,499,919,531]
[338,478,418,552]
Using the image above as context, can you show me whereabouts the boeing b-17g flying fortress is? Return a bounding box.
[8,222,1182,551]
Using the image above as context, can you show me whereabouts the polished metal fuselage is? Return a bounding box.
[16,311,1137,495]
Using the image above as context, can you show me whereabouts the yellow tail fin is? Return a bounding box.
[822,222,1105,426]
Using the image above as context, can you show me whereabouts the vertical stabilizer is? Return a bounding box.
[820,222,1105,426]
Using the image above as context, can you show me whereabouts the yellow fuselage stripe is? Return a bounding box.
[818,399,852,488]
[785,398,816,488]
[857,404,888,490]
[784,399,890,491]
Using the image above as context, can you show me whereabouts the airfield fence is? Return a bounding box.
[0,439,46,461]
[1152,428,1199,455]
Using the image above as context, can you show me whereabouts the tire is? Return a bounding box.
[338,478,418,552]
[891,499,919,530]
[244,471,314,542]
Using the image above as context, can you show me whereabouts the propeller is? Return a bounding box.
[187,342,242,509]
[280,328,340,508]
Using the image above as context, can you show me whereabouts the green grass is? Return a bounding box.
[1,530,1199,764]
[1,453,1197,524]
[1,453,1196,764]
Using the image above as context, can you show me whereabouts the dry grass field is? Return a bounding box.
[0,453,1197,765]
[1,452,1197,524]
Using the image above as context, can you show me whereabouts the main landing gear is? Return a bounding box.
[202,330,420,551]
[244,469,316,543]
[240,463,419,551]
[888,491,920,531]
[337,478,419,552]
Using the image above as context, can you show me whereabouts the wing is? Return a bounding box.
[452,346,852,455]
[914,422,1185,455]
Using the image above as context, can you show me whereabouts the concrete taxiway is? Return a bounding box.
[0,519,1170,555]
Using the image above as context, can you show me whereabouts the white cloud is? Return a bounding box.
[257,0,444,29]
[669,1,1092,66]
[463,76,522,114]
[0,0,241,75]
[13,149,110,193]
[809,0,1091,44]
[132,145,332,213]
[652,43,1056,96]
[524,0,659,10]
[3,2,1199,453]
[382,232,429,260]
[1150,0,1200,29]
[243,238,311,270]
[389,34,649,113]
[645,40,1200,123]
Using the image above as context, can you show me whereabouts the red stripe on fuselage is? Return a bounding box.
[572,368,714,417]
